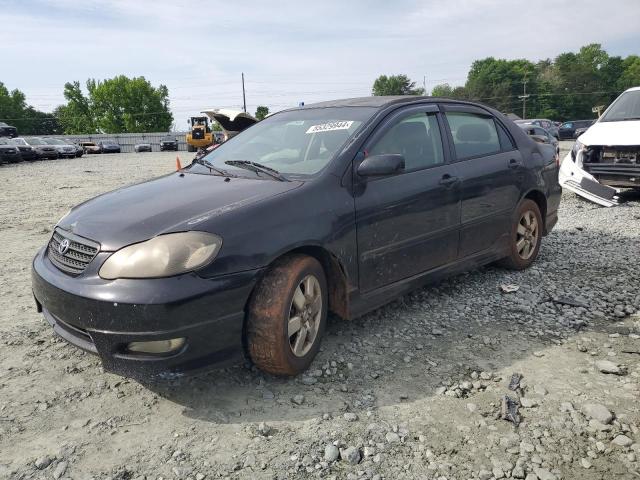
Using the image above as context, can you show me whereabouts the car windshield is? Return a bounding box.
[45,138,65,145]
[194,106,374,178]
[0,138,11,145]
[12,138,27,145]
[162,137,175,141]
[601,90,640,122]
[26,137,46,145]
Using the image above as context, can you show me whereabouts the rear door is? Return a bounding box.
[354,105,461,293]
[441,104,522,258]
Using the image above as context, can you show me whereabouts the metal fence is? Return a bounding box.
[39,132,190,153]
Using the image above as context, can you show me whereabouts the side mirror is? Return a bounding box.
[357,154,405,177]
[531,135,550,144]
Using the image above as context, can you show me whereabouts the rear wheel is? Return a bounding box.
[246,254,327,376]
[497,199,543,270]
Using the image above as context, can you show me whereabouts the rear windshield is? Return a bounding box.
[601,90,640,122]
[196,106,375,178]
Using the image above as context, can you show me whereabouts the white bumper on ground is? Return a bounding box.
[559,151,619,207]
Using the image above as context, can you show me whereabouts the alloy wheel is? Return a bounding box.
[287,274,322,357]
[516,210,539,260]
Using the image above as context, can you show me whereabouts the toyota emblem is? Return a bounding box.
[58,238,70,255]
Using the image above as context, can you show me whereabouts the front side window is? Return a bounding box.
[445,112,501,159]
[368,113,444,171]
[562,122,573,129]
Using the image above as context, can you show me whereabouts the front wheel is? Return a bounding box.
[497,199,543,270]
[246,254,327,376]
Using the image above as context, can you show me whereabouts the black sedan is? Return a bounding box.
[32,96,561,379]
[558,119,595,140]
[0,137,21,163]
[160,136,179,151]
[98,140,121,153]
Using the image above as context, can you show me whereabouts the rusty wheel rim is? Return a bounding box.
[516,210,538,260]
[288,274,322,357]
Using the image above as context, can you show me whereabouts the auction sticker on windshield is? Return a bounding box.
[306,121,354,134]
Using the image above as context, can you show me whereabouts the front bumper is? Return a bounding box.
[32,247,262,378]
[160,144,178,150]
[0,151,21,162]
[37,150,59,159]
[559,152,619,207]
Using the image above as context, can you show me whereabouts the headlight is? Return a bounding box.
[99,231,222,280]
[571,140,584,161]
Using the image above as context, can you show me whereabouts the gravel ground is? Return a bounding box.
[1,144,640,480]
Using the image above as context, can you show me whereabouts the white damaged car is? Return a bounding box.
[559,86,640,206]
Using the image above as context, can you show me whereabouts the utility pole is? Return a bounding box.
[241,72,247,113]
[518,76,530,119]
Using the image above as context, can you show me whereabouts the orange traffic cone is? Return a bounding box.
[176,156,182,171]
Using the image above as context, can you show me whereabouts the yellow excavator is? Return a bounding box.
[186,110,258,153]
[185,116,213,152]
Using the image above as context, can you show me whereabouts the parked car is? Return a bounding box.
[63,141,83,157]
[159,136,179,151]
[24,137,59,159]
[558,119,595,140]
[560,86,640,206]
[0,137,21,163]
[80,141,101,154]
[10,137,38,161]
[516,119,559,139]
[98,140,121,153]
[32,96,561,379]
[134,143,152,153]
[0,121,17,138]
[517,123,559,162]
[44,138,77,158]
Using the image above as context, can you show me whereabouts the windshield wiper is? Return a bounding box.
[224,160,288,181]
[192,158,234,177]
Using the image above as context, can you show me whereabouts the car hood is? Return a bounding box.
[578,120,640,146]
[58,172,302,251]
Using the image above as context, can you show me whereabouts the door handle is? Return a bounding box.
[439,174,459,187]
[508,158,522,169]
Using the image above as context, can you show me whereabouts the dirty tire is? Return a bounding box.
[497,199,543,270]
[246,254,327,376]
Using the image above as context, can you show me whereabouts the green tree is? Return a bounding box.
[618,55,640,91]
[255,105,269,120]
[372,75,425,96]
[56,81,96,134]
[431,83,453,97]
[86,76,173,133]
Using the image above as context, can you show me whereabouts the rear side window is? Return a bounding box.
[445,112,501,159]
[369,112,445,172]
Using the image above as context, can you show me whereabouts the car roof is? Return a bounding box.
[624,86,640,92]
[300,95,487,110]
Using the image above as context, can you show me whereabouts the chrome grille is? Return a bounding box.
[47,228,100,275]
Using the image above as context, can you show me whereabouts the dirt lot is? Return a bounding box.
[1,145,640,480]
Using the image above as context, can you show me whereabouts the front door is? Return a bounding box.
[355,106,461,293]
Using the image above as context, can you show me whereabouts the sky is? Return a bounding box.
[1,0,640,126]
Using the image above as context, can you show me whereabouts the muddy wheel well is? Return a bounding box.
[287,246,350,320]
[524,190,547,233]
